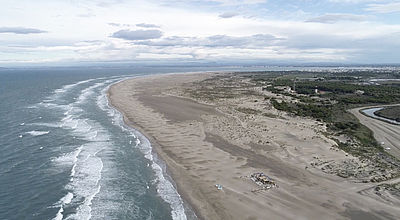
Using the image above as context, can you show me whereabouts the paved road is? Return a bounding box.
[349,107,400,159]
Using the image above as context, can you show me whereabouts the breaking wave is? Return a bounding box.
[98,79,188,220]
[26,130,50,136]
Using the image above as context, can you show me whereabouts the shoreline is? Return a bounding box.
[113,101,198,219]
[107,73,204,219]
[108,72,400,220]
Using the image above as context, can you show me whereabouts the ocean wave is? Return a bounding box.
[25,130,50,136]
[76,78,116,104]
[51,146,82,167]
[53,142,105,220]
[60,192,74,205]
[50,80,108,219]
[51,76,188,220]
[65,144,104,220]
[47,79,95,103]
[43,77,120,220]
[77,82,106,104]
[29,122,60,128]
[53,79,95,95]
[52,192,74,220]
[56,121,107,219]
[136,132,187,220]
[53,207,64,220]
[99,80,188,220]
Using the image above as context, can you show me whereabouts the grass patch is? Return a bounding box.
[375,106,400,122]
[236,107,262,115]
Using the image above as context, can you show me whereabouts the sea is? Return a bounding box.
[1,65,267,220]
[0,65,364,220]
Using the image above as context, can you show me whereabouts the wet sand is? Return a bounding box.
[108,72,400,220]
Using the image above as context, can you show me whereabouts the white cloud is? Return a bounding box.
[209,0,266,5]
[0,27,47,34]
[306,13,369,23]
[329,0,377,3]
[134,34,281,48]
[366,2,400,13]
[111,29,163,40]
[136,23,160,28]
[0,0,400,64]
[108,22,121,27]
[219,12,239,18]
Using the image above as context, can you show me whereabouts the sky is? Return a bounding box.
[1,0,400,66]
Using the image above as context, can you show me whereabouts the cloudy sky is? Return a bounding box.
[1,0,400,65]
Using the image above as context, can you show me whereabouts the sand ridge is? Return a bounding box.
[108,72,400,220]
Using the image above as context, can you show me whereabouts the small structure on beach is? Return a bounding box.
[250,172,277,192]
[215,184,223,190]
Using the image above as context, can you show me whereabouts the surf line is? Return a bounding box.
[103,78,190,220]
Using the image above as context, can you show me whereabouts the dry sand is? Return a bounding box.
[108,72,400,220]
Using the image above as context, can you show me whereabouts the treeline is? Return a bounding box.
[269,80,400,105]
[270,99,332,122]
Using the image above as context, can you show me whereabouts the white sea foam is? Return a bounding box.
[70,184,101,220]
[61,192,74,205]
[47,77,118,219]
[29,122,60,128]
[77,82,106,104]
[26,130,50,136]
[43,103,68,109]
[52,192,74,220]
[52,146,82,166]
[137,132,187,220]
[99,80,189,220]
[58,79,121,219]
[26,105,39,109]
[52,207,64,220]
[53,139,106,220]
[53,76,188,220]
[77,78,116,105]
[65,143,104,220]
[53,79,95,96]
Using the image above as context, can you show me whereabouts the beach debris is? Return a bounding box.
[250,172,277,192]
[215,184,223,190]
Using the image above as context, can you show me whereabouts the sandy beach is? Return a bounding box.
[108,72,400,220]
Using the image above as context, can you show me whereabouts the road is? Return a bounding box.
[349,106,400,159]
